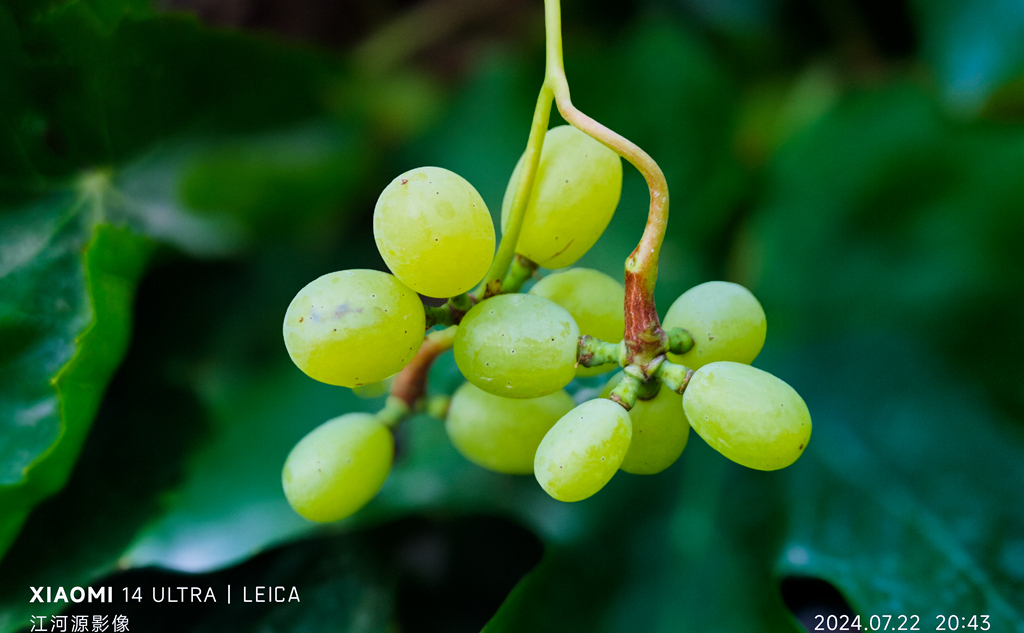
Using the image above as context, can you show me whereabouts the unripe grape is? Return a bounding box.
[530,268,624,377]
[282,413,394,522]
[352,376,394,399]
[501,125,622,268]
[374,167,495,298]
[663,281,767,369]
[446,382,575,474]
[454,293,580,398]
[683,361,811,471]
[283,270,425,387]
[602,373,689,474]
[534,398,632,502]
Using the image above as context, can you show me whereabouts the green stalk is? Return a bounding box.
[542,0,671,369]
[474,86,554,299]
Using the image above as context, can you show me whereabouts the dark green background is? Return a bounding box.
[1,0,1023,631]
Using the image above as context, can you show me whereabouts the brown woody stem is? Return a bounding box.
[390,326,456,409]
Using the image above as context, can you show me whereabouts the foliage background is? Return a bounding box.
[1,0,1023,631]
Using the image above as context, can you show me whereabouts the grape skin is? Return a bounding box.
[500,125,622,269]
[602,373,689,475]
[534,398,632,502]
[454,293,580,399]
[663,281,767,369]
[683,361,811,471]
[282,413,394,523]
[530,268,624,377]
[282,269,425,387]
[352,376,394,399]
[446,382,575,474]
[374,166,495,298]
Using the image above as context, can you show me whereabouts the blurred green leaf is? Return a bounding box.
[744,82,1024,414]
[486,339,1024,631]
[911,0,1024,113]
[0,186,154,559]
[0,0,377,563]
[0,1,341,187]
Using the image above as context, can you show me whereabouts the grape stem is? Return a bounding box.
[390,326,457,410]
[542,0,670,371]
[577,336,620,368]
[500,254,539,294]
[656,360,695,394]
[473,88,554,299]
[424,292,478,329]
[608,372,641,410]
[665,327,695,355]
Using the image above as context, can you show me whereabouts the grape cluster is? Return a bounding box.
[280,124,811,523]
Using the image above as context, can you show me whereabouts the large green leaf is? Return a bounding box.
[0,183,155,559]
[0,0,374,562]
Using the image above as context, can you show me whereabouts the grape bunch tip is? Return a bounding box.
[279,8,812,524]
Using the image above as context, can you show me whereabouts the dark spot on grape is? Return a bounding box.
[299,317,304,322]
[401,179,408,185]
[600,457,605,461]
[334,303,363,318]
[333,329,337,332]
[565,179,568,183]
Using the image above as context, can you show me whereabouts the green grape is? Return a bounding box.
[374,166,495,298]
[454,293,580,398]
[352,376,394,399]
[283,269,424,387]
[282,413,394,522]
[663,281,766,370]
[601,373,688,474]
[530,268,624,377]
[683,361,811,471]
[446,382,575,474]
[534,398,632,502]
[500,125,622,269]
